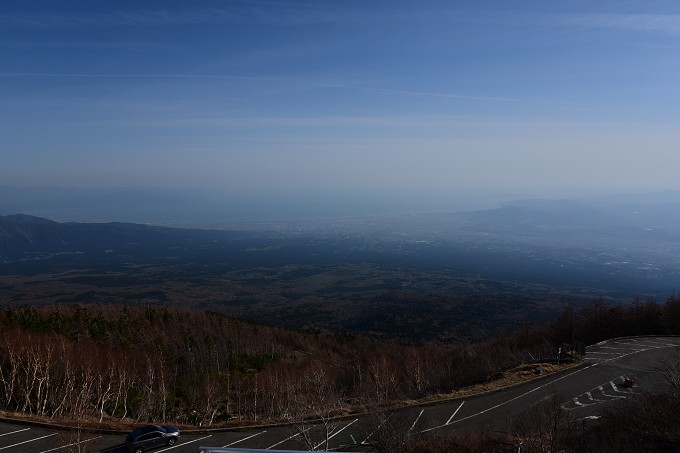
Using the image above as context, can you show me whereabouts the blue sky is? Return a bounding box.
[2,0,680,220]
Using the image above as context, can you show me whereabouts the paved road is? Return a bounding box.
[0,336,677,452]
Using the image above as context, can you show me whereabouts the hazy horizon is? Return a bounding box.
[4,1,680,222]
[2,185,680,224]
[0,185,540,223]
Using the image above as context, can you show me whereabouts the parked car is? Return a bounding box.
[126,425,180,452]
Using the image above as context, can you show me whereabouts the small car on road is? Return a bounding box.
[126,425,180,452]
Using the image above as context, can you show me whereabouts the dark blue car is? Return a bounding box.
[126,425,180,453]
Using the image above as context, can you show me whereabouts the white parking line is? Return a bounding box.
[611,380,630,394]
[599,385,626,399]
[420,364,599,433]
[0,433,56,450]
[655,338,680,345]
[312,419,358,450]
[632,339,680,347]
[628,341,665,346]
[359,431,373,445]
[223,431,266,447]
[562,387,617,411]
[0,429,30,437]
[446,401,466,425]
[156,434,212,452]
[601,347,645,351]
[621,338,680,349]
[409,410,424,432]
[38,435,102,453]
[267,430,301,449]
[586,390,607,403]
[359,424,378,446]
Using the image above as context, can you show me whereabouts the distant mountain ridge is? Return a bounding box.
[3,193,680,297]
[2,204,680,339]
[0,214,231,262]
[462,203,614,230]
[3,191,680,261]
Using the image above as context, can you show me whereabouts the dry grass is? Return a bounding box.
[414,360,583,404]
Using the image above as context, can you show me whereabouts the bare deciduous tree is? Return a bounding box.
[286,367,345,451]
[359,407,422,453]
[510,391,572,453]
[659,350,680,396]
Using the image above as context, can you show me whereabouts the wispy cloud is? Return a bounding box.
[0,40,175,50]
[478,10,680,37]
[0,72,275,80]
[318,83,617,111]
[0,5,352,28]
[0,3,451,29]
[327,84,526,103]
[562,13,680,35]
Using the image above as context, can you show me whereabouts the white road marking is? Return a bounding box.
[587,390,608,402]
[0,429,30,437]
[601,347,645,351]
[0,433,56,450]
[156,434,212,452]
[599,385,626,399]
[446,401,466,425]
[38,435,102,453]
[424,339,663,425]
[312,419,358,450]
[223,431,266,447]
[420,363,599,433]
[267,430,302,449]
[628,341,666,347]
[410,410,424,432]
[564,376,637,411]
[359,431,373,445]
[655,338,680,345]
[359,432,373,445]
[611,380,630,393]
[562,389,608,410]
[631,339,680,347]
